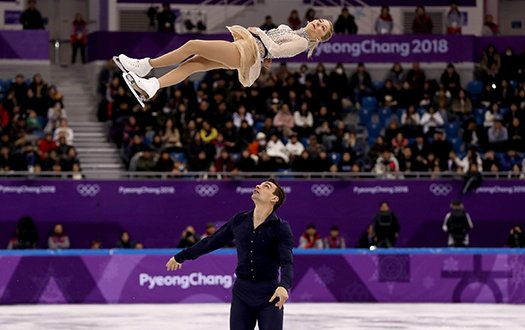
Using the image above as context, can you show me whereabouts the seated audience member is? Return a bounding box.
[506,225,525,248]
[7,216,39,249]
[177,226,200,248]
[90,240,102,249]
[298,224,323,249]
[324,226,346,248]
[115,231,135,249]
[48,223,70,249]
[357,224,376,248]
[201,223,217,239]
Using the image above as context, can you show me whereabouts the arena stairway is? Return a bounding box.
[50,65,126,177]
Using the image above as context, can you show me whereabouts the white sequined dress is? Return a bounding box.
[226,24,309,87]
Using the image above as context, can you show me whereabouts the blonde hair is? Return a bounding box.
[307,20,334,59]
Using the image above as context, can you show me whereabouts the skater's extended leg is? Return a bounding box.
[150,40,241,69]
[157,55,228,88]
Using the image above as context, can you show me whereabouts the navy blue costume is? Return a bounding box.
[174,210,294,330]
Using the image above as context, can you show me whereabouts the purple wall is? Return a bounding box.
[1,250,523,304]
[0,30,49,60]
[88,33,524,63]
[1,179,524,249]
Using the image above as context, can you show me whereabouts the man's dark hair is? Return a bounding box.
[330,226,339,231]
[268,178,286,212]
[306,224,316,230]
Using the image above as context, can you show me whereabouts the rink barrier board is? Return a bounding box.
[1,249,524,304]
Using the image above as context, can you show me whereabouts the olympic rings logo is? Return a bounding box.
[76,184,101,197]
[311,184,334,197]
[429,183,453,196]
[195,184,219,197]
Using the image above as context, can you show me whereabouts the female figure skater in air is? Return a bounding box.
[114,19,333,107]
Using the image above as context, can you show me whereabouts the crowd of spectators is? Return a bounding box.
[0,73,82,175]
[98,42,525,178]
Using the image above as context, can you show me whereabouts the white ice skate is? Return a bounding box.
[123,72,160,109]
[113,54,152,77]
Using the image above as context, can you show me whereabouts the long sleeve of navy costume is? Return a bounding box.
[174,211,294,290]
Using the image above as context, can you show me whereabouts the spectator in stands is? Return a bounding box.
[372,201,400,248]
[488,117,508,150]
[29,73,48,106]
[500,150,522,171]
[441,64,461,96]
[401,105,422,138]
[442,200,474,247]
[20,0,44,30]
[0,146,12,171]
[334,7,358,34]
[260,15,277,30]
[455,147,483,173]
[155,150,174,172]
[177,226,200,248]
[421,106,444,135]
[387,63,406,89]
[337,151,354,172]
[431,129,453,170]
[116,231,135,249]
[7,216,39,249]
[157,2,176,32]
[285,133,304,159]
[233,105,254,128]
[71,13,87,64]
[47,223,70,249]
[482,14,499,36]
[349,63,373,104]
[508,118,525,151]
[197,120,217,146]
[61,146,80,171]
[38,132,57,157]
[135,147,157,171]
[406,62,426,93]
[236,149,257,172]
[53,119,74,146]
[45,102,67,134]
[200,223,217,239]
[266,134,289,165]
[373,149,400,179]
[451,89,473,121]
[378,79,398,109]
[412,5,433,34]
[298,224,323,249]
[161,118,183,151]
[287,9,301,30]
[446,1,462,35]
[303,8,316,25]
[10,74,28,104]
[273,104,295,137]
[71,163,84,179]
[293,102,314,138]
[324,226,346,248]
[481,44,500,73]
[500,47,519,81]
[12,142,40,172]
[507,225,525,247]
[214,149,236,172]
[375,6,393,35]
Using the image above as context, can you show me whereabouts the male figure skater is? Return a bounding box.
[166,179,293,330]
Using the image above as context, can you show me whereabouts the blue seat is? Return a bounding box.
[500,107,510,118]
[444,121,460,138]
[367,122,382,145]
[450,137,463,154]
[358,107,373,125]
[372,80,384,91]
[509,80,518,89]
[330,152,341,165]
[254,121,264,133]
[377,108,392,126]
[362,96,378,111]
[300,137,309,146]
[230,152,241,163]
[473,108,486,125]
[170,152,185,163]
[467,80,483,96]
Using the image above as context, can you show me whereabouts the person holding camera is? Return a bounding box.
[442,200,474,247]
[506,225,525,248]
[373,149,400,179]
[177,225,200,248]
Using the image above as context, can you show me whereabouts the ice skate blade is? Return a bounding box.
[123,73,146,109]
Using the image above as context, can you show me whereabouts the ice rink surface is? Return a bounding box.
[1,303,525,330]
